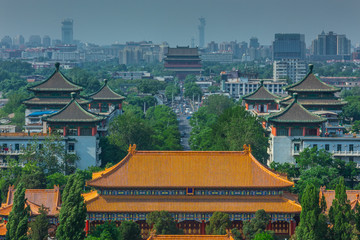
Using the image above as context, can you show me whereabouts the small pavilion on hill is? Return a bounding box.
[242,80,280,113]
[83,145,301,239]
[266,94,326,137]
[279,65,346,113]
[87,79,125,114]
[320,186,360,214]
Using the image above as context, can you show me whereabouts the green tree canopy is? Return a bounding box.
[295,184,328,240]
[119,221,142,240]
[253,232,274,240]
[146,211,182,235]
[88,221,120,240]
[56,174,87,240]
[29,205,49,240]
[6,183,29,240]
[242,210,270,240]
[329,177,355,240]
[206,212,231,235]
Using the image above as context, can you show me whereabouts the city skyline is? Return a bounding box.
[0,0,359,47]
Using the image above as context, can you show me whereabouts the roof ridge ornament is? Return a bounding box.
[308,64,314,73]
[293,93,298,103]
[128,144,137,154]
[260,80,264,86]
[55,62,60,71]
[243,144,251,154]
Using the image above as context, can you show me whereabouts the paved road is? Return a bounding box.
[178,114,192,150]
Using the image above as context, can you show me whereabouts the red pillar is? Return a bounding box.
[63,127,66,136]
[200,221,205,235]
[78,127,81,136]
[119,103,122,110]
[48,127,52,134]
[276,104,279,110]
[85,220,89,235]
[92,126,97,136]
[266,104,269,113]
[289,127,292,136]
[303,127,306,136]
[317,128,320,136]
[266,221,272,230]
[99,103,102,112]
[289,220,295,236]
[245,103,249,110]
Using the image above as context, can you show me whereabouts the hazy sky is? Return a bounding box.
[1,0,359,47]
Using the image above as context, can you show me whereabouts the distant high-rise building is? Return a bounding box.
[13,35,25,47]
[27,35,42,47]
[206,41,218,52]
[0,36,12,48]
[311,31,351,61]
[272,33,306,60]
[249,37,260,49]
[273,58,307,83]
[42,35,51,47]
[61,19,74,44]
[198,17,206,48]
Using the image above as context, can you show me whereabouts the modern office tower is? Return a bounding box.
[273,59,307,83]
[61,19,74,44]
[206,41,218,52]
[13,35,25,47]
[311,31,351,60]
[42,35,51,47]
[27,35,42,47]
[198,17,206,48]
[272,33,306,60]
[249,37,260,49]
[0,36,12,48]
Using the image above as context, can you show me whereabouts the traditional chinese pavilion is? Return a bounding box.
[242,81,280,113]
[23,63,90,133]
[164,47,202,79]
[267,94,326,137]
[83,145,301,239]
[279,65,346,113]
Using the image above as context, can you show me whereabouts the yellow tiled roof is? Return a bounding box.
[84,195,302,214]
[148,235,235,240]
[87,146,294,189]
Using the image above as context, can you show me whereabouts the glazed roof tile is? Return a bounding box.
[279,98,346,106]
[0,186,61,217]
[87,145,294,188]
[284,65,340,93]
[23,96,91,106]
[267,95,326,124]
[44,97,104,123]
[84,193,302,214]
[148,235,234,240]
[88,80,125,101]
[28,63,82,92]
[243,82,280,101]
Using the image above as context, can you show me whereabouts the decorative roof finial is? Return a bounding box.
[104,79,108,85]
[308,64,314,73]
[260,80,264,86]
[243,144,251,154]
[71,92,76,99]
[293,93,298,103]
[55,62,60,71]
[128,144,137,155]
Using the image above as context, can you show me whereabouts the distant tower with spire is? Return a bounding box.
[198,17,206,48]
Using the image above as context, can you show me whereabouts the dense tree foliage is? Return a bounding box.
[253,232,274,240]
[147,211,182,234]
[271,147,359,197]
[190,105,269,163]
[6,183,29,240]
[119,221,142,240]
[87,221,121,240]
[29,205,49,240]
[295,184,328,240]
[329,177,355,240]
[165,84,180,100]
[206,212,231,235]
[56,174,87,240]
[242,210,270,240]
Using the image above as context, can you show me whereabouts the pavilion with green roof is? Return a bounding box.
[279,65,346,113]
[242,81,280,113]
[267,93,326,137]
